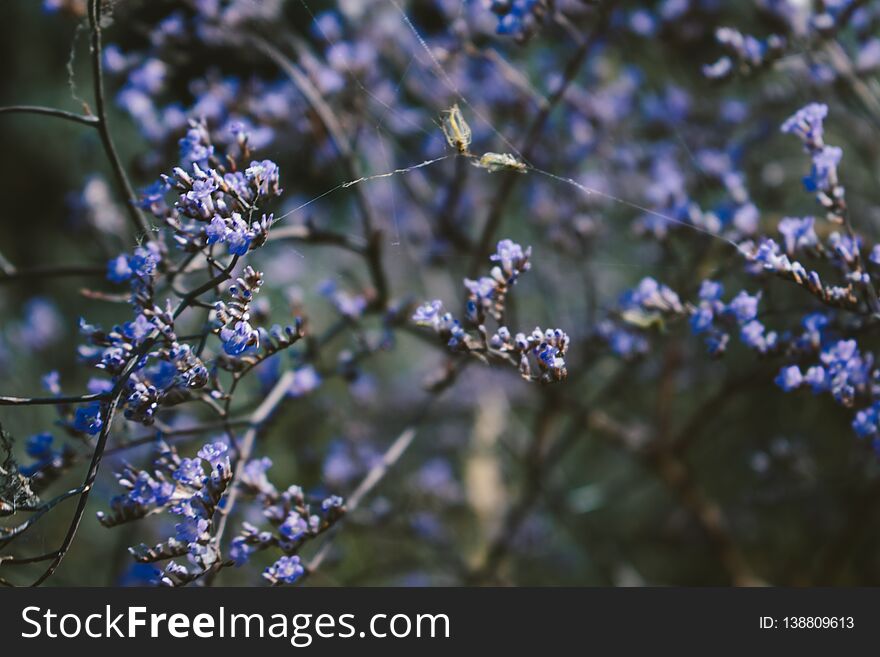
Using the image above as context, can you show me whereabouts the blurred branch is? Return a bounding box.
[0,392,108,407]
[0,105,98,127]
[306,427,417,576]
[28,392,122,586]
[247,32,389,310]
[0,263,106,283]
[87,0,152,242]
[468,3,610,276]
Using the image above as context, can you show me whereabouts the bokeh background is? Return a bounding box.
[2,0,880,586]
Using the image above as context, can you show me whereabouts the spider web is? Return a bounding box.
[271,0,747,271]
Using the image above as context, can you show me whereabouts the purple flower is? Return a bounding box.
[107,255,133,282]
[73,402,103,435]
[197,442,229,469]
[41,371,61,396]
[175,517,209,544]
[264,555,304,585]
[852,404,879,439]
[173,458,205,487]
[727,291,760,323]
[781,103,828,145]
[699,280,724,302]
[220,321,258,356]
[778,216,818,254]
[122,314,155,344]
[805,145,842,192]
[279,513,310,541]
[775,366,803,391]
[288,365,321,397]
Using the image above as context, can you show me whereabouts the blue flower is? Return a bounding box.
[781,103,827,145]
[241,457,275,495]
[173,458,205,487]
[220,321,258,356]
[322,495,344,511]
[41,370,61,396]
[775,365,803,391]
[107,255,133,283]
[279,513,309,541]
[175,517,209,544]
[264,555,304,585]
[206,216,227,244]
[197,442,230,471]
[852,404,879,439]
[490,239,531,281]
[73,402,103,435]
[412,300,444,328]
[778,216,818,254]
[727,291,760,323]
[229,536,253,567]
[26,433,54,459]
[288,365,321,397]
[122,314,155,344]
[698,280,724,302]
[129,471,173,506]
[805,145,842,192]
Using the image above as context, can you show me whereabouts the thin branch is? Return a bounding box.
[0,392,107,407]
[0,487,86,548]
[0,264,105,283]
[306,426,417,575]
[468,4,609,276]
[29,392,122,586]
[209,370,296,555]
[87,0,153,241]
[0,105,98,127]
[249,33,388,309]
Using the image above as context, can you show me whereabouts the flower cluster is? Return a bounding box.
[229,457,345,585]
[148,124,281,255]
[489,0,547,41]
[413,239,566,382]
[98,440,232,585]
[703,27,786,80]
[780,103,846,223]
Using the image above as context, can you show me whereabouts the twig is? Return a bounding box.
[28,392,122,586]
[0,105,98,127]
[0,263,106,283]
[249,33,388,309]
[0,392,108,407]
[87,0,153,241]
[306,427,417,575]
[468,4,609,275]
[206,370,296,579]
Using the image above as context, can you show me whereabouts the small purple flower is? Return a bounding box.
[175,517,209,544]
[73,402,103,435]
[775,365,803,392]
[107,254,133,282]
[288,365,321,397]
[279,513,310,541]
[781,103,828,144]
[412,300,444,328]
[698,280,724,302]
[778,216,818,254]
[220,321,258,356]
[853,405,879,439]
[727,291,760,323]
[197,442,229,469]
[41,371,61,396]
[173,458,205,487]
[123,314,155,344]
[264,555,304,585]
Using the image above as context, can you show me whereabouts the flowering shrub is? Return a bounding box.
[3,0,880,586]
